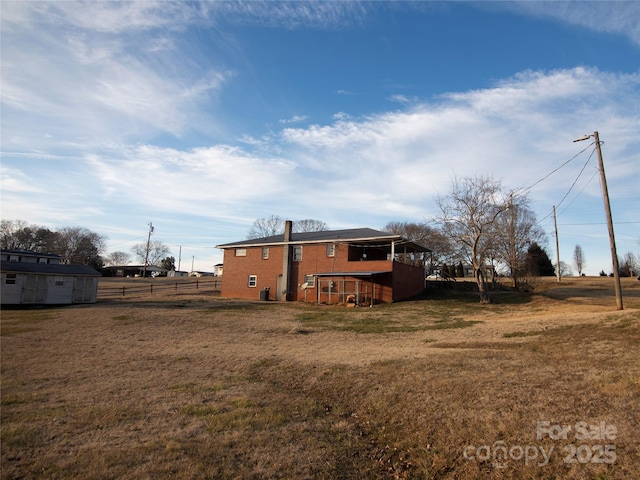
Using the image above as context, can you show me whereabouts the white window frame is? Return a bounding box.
[326,243,335,257]
[304,275,315,287]
[293,246,302,262]
[248,275,257,287]
[235,248,247,257]
[262,247,269,259]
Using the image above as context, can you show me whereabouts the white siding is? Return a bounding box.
[46,276,74,304]
[72,277,97,303]
[1,273,23,304]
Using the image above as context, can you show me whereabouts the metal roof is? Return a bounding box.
[1,261,101,276]
[216,227,431,252]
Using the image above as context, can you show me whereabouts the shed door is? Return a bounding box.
[22,275,47,303]
[73,277,95,303]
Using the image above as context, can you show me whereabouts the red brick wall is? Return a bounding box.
[220,246,284,300]
[391,261,426,301]
[220,242,424,303]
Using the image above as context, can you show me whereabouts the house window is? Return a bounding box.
[235,248,247,257]
[304,275,315,287]
[248,275,257,287]
[326,244,335,257]
[5,274,16,285]
[38,257,48,263]
[262,247,269,259]
[9,255,19,262]
[293,246,302,262]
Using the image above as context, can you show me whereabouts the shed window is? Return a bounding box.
[326,244,335,257]
[304,275,315,287]
[5,274,16,285]
[235,248,247,257]
[262,247,269,259]
[248,275,257,287]
[293,246,302,262]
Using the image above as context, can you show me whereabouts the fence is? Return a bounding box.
[314,278,380,306]
[97,278,221,300]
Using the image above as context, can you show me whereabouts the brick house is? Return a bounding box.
[216,222,431,305]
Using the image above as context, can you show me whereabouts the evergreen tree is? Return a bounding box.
[525,242,555,276]
[456,261,465,278]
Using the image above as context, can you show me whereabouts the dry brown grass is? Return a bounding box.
[2,276,639,479]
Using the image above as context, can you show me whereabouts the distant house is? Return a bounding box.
[102,265,167,277]
[1,249,100,305]
[189,271,214,277]
[213,264,223,276]
[167,270,189,278]
[215,222,431,305]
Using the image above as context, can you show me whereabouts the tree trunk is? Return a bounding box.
[476,268,491,303]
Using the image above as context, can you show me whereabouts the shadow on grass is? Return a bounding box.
[414,288,535,306]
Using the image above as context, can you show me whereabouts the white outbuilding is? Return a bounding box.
[1,250,101,305]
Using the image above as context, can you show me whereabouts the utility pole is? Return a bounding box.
[508,194,517,288]
[178,245,182,271]
[573,131,623,310]
[553,206,561,283]
[142,222,153,278]
[594,132,623,310]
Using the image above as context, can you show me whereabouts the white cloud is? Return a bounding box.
[497,1,640,47]
[388,94,419,105]
[277,67,639,224]
[280,115,309,124]
[0,1,231,152]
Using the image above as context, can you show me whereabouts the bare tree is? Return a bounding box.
[383,221,451,269]
[0,219,29,249]
[435,176,509,303]
[573,244,586,276]
[105,251,132,266]
[619,252,639,277]
[493,194,546,288]
[247,215,285,239]
[294,219,329,233]
[0,220,58,252]
[559,261,573,277]
[1,220,106,268]
[131,240,170,266]
[57,227,107,267]
[247,216,328,239]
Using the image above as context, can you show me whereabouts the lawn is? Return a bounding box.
[1,277,639,479]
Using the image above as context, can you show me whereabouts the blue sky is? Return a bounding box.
[1,1,639,275]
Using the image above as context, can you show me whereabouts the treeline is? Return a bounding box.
[1,219,106,269]
[1,219,177,273]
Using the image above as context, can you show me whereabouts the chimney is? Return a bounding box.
[284,220,293,242]
[281,220,293,301]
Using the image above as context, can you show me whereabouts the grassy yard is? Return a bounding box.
[1,277,639,479]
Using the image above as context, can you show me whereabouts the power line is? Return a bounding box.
[558,168,599,217]
[555,148,596,212]
[534,144,598,226]
[513,141,594,198]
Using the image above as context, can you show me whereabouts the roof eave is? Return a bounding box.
[216,234,405,250]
